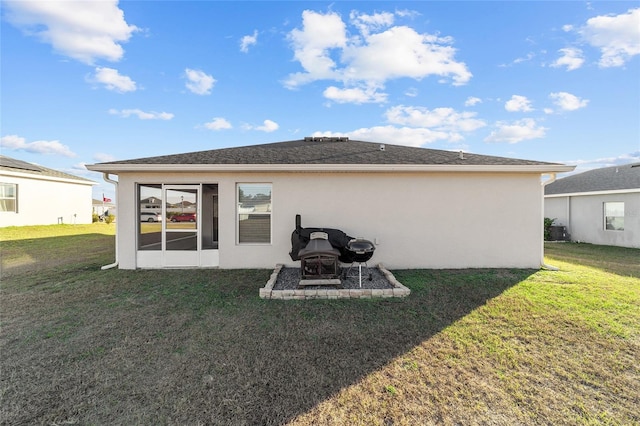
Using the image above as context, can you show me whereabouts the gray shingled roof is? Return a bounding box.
[95,138,563,167]
[545,162,640,195]
[0,155,95,183]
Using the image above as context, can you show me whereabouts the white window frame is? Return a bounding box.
[236,183,272,245]
[0,183,17,213]
[604,201,624,231]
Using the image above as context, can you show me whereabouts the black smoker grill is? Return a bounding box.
[289,215,376,287]
[342,238,376,287]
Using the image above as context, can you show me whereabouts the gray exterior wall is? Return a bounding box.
[115,170,547,269]
[545,191,640,248]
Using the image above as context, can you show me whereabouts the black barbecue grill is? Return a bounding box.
[342,238,376,287]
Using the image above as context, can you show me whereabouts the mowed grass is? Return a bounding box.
[1,225,638,425]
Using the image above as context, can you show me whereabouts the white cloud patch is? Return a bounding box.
[551,47,585,71]
[313,103,486,147]
[108,108,173,120]
[464,96,482,107]
[204,117,232,130]
[255,120,279,132]
[349,10,395,36]
[323,86,387,104]
[184,68,216,95]
[385,105,486,134]
[3,0,138,65]
[90,67,136,92]
[484,119,547,144]
[505,95,533,112]
[0,134,76,157]
[578,7,640,67]
[240,30,258,53]
[284,9,471,104]
[549,92,589,111]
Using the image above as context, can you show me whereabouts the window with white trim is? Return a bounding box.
[0,183,17,212]
[237,183,271,244]
[604,202,624,231]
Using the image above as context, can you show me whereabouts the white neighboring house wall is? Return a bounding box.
[114,170,546,270]
[0,170,95,227]
[545,190,640,249]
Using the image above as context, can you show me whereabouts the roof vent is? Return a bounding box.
[304,136,349,142]
[379,144,385,151]
[459,151,465,160]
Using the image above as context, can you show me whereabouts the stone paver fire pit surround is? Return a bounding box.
[259,264,411,300]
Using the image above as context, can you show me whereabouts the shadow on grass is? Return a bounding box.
[0,262,536,424]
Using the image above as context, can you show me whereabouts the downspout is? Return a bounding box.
[101,173,119,270]
[541,173,559,271]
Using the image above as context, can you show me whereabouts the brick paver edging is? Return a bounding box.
[259,264,411,300]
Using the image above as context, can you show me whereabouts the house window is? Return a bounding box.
[604,202,624,231]
[237,183,271,244]
[138,184,163,250]
[0,183,17,212]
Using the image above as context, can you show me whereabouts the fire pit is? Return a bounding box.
[298,232,340,281]
[342,238,376,287]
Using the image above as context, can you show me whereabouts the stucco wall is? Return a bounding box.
[0,174,94,227]
[115,171,545,269]
[545,192,640,248]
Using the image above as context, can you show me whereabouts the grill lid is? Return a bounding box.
[347,239,375,254]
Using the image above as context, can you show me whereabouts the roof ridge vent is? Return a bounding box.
[304,136,349,142]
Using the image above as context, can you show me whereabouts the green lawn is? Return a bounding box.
[1,224,638,425]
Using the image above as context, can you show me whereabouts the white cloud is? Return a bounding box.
[91,67,136,92]
[505,95,533,112]
[184,68,216,95]
[484,119,547,144]
[551,47,585,71]
[349,10,395,36]
[464,96,482,107]
[341,26,471,86]
[579,7,640,67]
[108,108,173,120]
[549,92,589,111]
[404,87,419,97]
[255,120,279,132]
[240,30,258,53]
[204,117,232,130]
[285,10,347,88]
[385,105,486,133]
[284,9,471,102]
[0,134,76,157]
[323,86,387,104]
[3,0,138,65]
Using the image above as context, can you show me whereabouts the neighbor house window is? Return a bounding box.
[0,183,17,212]
[237,183,271,244]
[604,202,624,231]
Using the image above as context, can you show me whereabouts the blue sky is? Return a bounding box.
[1,1,639,200]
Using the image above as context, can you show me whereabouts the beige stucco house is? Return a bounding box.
[545,162,640,248]
[1,155,95,227]
[86,137,574,270]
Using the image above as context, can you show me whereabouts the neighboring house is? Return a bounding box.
[86,137,573,270]
[0,155,95,227]
[92,199,116,217]
[545,162,640,249]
